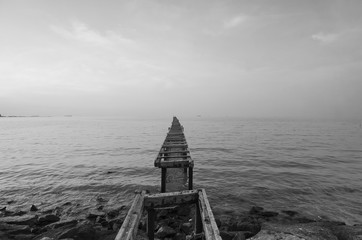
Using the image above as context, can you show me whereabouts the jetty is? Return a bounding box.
[115,117,222,240]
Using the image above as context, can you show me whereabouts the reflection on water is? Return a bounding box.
[0,117,362,225]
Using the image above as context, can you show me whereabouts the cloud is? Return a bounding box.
[50,20,133,47]
[224,15,247,29]
[311,32,338,44]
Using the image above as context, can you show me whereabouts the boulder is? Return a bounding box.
[38,215,60,226]
[332,224,362,240]
[181,222,192,235]
[30,205,39,212]
[250,222,339,240]
[155,225,176,238]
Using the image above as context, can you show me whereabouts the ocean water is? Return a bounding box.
[1,117,361,225]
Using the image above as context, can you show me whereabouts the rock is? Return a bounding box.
[0,215,38,226]
[58,223,96,240]
[249,206,264,215]
[12,233,35,239]
[155,225,177,238]
[181,222,193,235]
[230,221,261,236]
[232,232,246,240]
[260,211,279,218]
[96,196,107,203]
[30,205,38,212]
[0,207,6,211]
[38,215,60,226]
[7,200,15,205]
[332,224,362,240]
[0,231,11,240]
[95,229,117,240]
[281,210,298,217]
[220,231,235,240]
[42,219,78,230]
[0,222,31,234]
[108,218,124,231]
[250,222,339,240]
[250,230,306,240]
[177,206,191,216]
[11,211,27,217]
[157,209,169,219]
[106,206,125,219]
[87,211,106,220]
[174,232,186,240]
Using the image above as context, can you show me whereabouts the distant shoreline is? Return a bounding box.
[0,115,52,118]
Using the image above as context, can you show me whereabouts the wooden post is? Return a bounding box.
[188,167,193,190]
[195,202,203,234]
[147,208,155,240]
[161,168,166,193]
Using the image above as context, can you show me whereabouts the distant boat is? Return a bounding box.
[64,115,72,117]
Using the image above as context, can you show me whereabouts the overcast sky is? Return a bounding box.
[1,0,361,119]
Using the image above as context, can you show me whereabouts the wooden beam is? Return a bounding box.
[159,159,193,168]
[162,144,188,148]
[159,150,190,154]
[147,208,156,239]
[165,138,186,141]
[156,155,191,160]
[115,191,145,240]
[144,190,198,209]
[198,189,222,240]
[163,141,187,145]
[188,167,193,190]
[167,133,184,136]
[161,168,166,193]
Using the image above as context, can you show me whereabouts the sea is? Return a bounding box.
[1,117,361,225]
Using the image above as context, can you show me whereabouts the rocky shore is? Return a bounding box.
[1,201,361,240]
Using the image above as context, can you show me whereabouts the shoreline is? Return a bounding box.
[1,197,362,240]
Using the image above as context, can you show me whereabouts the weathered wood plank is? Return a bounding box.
[159,159,193,168]
[115,191,145,240]
[144,190,198,209]
[198,189,222,240]
[159,150,190,154]
[162,144,188,148]
[147,208,156,239]
[156,155,191,160]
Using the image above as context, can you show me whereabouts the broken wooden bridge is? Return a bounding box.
[115,117,222,240]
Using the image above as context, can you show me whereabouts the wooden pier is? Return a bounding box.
[116,117,221,240]
[154,117,194,193]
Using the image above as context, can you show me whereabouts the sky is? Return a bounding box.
[1,0,362,119]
